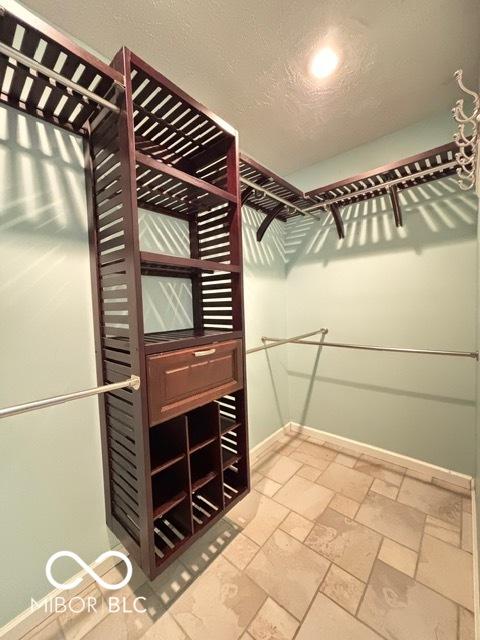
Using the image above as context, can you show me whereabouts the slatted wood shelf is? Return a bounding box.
[143,328,243,354]
[140,251,240,277]
[240,152,312,221]
[0,5,122,134]
[136,151,237,219]
[152,490,187,520]
[192,493,221,532]
[130,50,236,192]
[307,142,457,208]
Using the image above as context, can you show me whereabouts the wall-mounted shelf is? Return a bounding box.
[0,5,122,134]
[240,142,459,241]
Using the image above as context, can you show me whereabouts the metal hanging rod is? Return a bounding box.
[241,159,456,218]
[0,375,140,420]
[0,42,122,114]
[304,160,457,213]
[261,336,478,360]
[240,176,321,222]
[246,328,328,354]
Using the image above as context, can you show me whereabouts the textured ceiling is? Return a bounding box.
[21,0,480,175]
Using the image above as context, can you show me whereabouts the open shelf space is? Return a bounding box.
[190,440,221,493]
[150,415,188,475]
[130,52,236,192]
[136,152,236,220]
[187,403,220,453]
[140,251,240,278]
[220,415,241,435]
[151,461,189,519]
[221,415,243,470]
[144,328,242,355]
[0,5,122,134]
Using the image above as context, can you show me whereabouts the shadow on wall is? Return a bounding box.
[242,205,286,271]
[292,368,475,411]
[285,177,477,270]
[0,105,87,241]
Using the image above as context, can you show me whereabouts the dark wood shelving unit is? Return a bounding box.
[86,46,249,579]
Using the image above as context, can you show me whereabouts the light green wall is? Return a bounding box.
[243,206,289,447]
[285,114,477,475]
[289,110,456,191]
[0,105,116,625]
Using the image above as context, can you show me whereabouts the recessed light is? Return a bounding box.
[310,47,339,79]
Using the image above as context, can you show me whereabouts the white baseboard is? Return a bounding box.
[472,481,480,640]
[0,544,126,640]
[288,422,472,492]
[249,424,290,468]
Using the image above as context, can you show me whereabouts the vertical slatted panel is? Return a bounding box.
[88,94,147,559]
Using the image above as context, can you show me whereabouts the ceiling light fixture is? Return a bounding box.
[310,47,339,79]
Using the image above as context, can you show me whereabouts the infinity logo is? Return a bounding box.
[46,550,133,591]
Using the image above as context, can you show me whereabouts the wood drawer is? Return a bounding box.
[146,340,243,425]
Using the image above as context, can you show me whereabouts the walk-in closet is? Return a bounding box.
[1,2,479,639]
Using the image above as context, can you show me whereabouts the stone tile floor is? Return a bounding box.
[23,433,475,640]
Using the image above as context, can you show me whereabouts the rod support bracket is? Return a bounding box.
[129,375,141,391]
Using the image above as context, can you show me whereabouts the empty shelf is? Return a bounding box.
[222,451,241,470]
[136,151,236,219]
[189,436,218,454]
[143,328,242,354]
[152,490,187,520]
[140,251,240,277]
[191,470,217,493]
[220,417,241,435]
[151,453,186,477]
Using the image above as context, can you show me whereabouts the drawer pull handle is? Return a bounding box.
[194,348,216,357]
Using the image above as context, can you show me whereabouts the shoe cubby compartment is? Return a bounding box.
[151,459,190,519]
[154,499,192,565]
[192,478,223,533]
[221,426,242,470]
[189,440,222,492]
[188,403,221,453]
[223,461,248,506]
[150,415,188,475]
